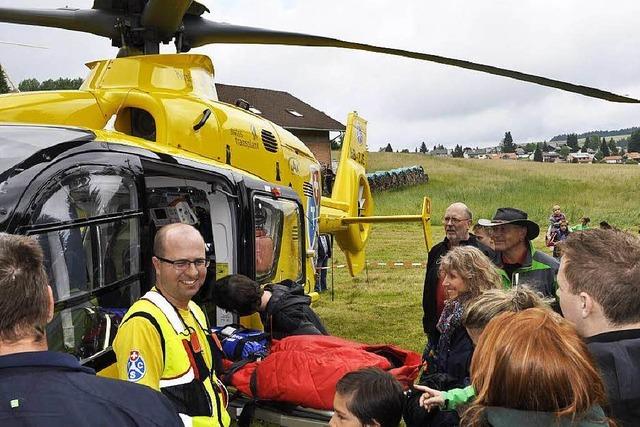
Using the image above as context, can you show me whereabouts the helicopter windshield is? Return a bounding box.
[0,125,95,173]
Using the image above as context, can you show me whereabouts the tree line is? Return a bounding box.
[0,72,84,94]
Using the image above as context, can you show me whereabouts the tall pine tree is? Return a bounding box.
[0,65,10,94]
[501,131,516,153]
[628,130,640,153]
[566,133,579,152]
[600,138,610,157]
[534,144,543,162]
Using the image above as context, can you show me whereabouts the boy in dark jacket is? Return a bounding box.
[214,274,328,339]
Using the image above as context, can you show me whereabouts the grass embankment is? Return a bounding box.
[314,153,640,352]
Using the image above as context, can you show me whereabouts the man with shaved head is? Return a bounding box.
[422,202,493,344]
[113,223,230,426]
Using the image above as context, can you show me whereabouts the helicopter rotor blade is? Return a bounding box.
[0,7,119,40]
[141,0,193,39]
[183,20,639,104]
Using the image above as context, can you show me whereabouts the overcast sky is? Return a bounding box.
[1,0,640,150]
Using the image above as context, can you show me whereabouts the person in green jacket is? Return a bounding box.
[464,308,612,426]
[478,207,559,299]
[415,287,551,411]
[570,216,591,232]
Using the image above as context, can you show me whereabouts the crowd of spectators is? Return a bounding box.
[1,200,639,427]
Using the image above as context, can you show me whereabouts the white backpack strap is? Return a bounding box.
[188,301,209,331]
[142,290,187,334]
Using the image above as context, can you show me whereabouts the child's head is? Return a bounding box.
[472,224,494,249]
[559,220,569,231]
[552,204,561,214]
[213,274,264,316]
[331,367,404,427]
[462,287,551,344]
[580,216,590,226]
[463,308,609,425]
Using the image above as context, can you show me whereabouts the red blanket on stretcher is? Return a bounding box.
[224,335,422,410]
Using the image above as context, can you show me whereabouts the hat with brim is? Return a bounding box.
[478,207,540,240]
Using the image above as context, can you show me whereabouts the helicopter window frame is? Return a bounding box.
[252,194,305,284]
[21,164,144,361]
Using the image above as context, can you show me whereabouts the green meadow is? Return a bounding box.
[314,153,640,353]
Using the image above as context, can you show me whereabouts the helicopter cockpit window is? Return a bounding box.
[253,196,303,284]
[28,166,141,360]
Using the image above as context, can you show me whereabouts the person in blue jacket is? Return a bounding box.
[0,233,181,426]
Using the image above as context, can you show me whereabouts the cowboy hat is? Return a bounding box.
[478,207,540,240]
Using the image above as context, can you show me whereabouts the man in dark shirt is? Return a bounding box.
[557,229,640,426]
[422,202,492,343]
[0,233,181,426]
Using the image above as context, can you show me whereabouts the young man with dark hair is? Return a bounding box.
[331,367,404,427]
[214,274,328,339]
[0,233,181,426]
[557,229,640,425]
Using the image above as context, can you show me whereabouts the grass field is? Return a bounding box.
[313,153,640,353]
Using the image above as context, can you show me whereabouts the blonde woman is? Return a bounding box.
[405,246,502,426]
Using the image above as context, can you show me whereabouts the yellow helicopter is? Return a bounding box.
[0,1,638,417]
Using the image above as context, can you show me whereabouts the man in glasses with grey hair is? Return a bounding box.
[421,202,493,345]
[113,223,231,427]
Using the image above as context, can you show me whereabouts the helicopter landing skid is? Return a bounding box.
[228,394,332,426]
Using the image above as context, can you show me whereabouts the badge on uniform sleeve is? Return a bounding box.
[127,350,146,382]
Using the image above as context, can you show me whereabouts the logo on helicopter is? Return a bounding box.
[355,122,364,146]
[307,167,321,251]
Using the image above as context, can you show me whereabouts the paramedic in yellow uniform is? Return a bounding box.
[113,223,230,427]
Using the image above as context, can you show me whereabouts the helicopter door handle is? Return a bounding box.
[193,109,212,131]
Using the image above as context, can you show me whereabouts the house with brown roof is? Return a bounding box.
[624,152,640,162]
[603,155,624,164]
[216,83,345,168]
[567,152,593,163]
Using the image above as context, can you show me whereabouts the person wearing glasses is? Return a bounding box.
[112,223,230,427]
[422,203,493,346]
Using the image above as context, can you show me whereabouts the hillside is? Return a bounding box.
[314,153,639,352]
[550,126,639,142]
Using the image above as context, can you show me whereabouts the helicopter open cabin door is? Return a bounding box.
[142,173,238,327]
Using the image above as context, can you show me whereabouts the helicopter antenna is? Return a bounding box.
[0,40,49,93]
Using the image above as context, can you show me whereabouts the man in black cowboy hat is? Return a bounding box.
[479,207,558,297]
